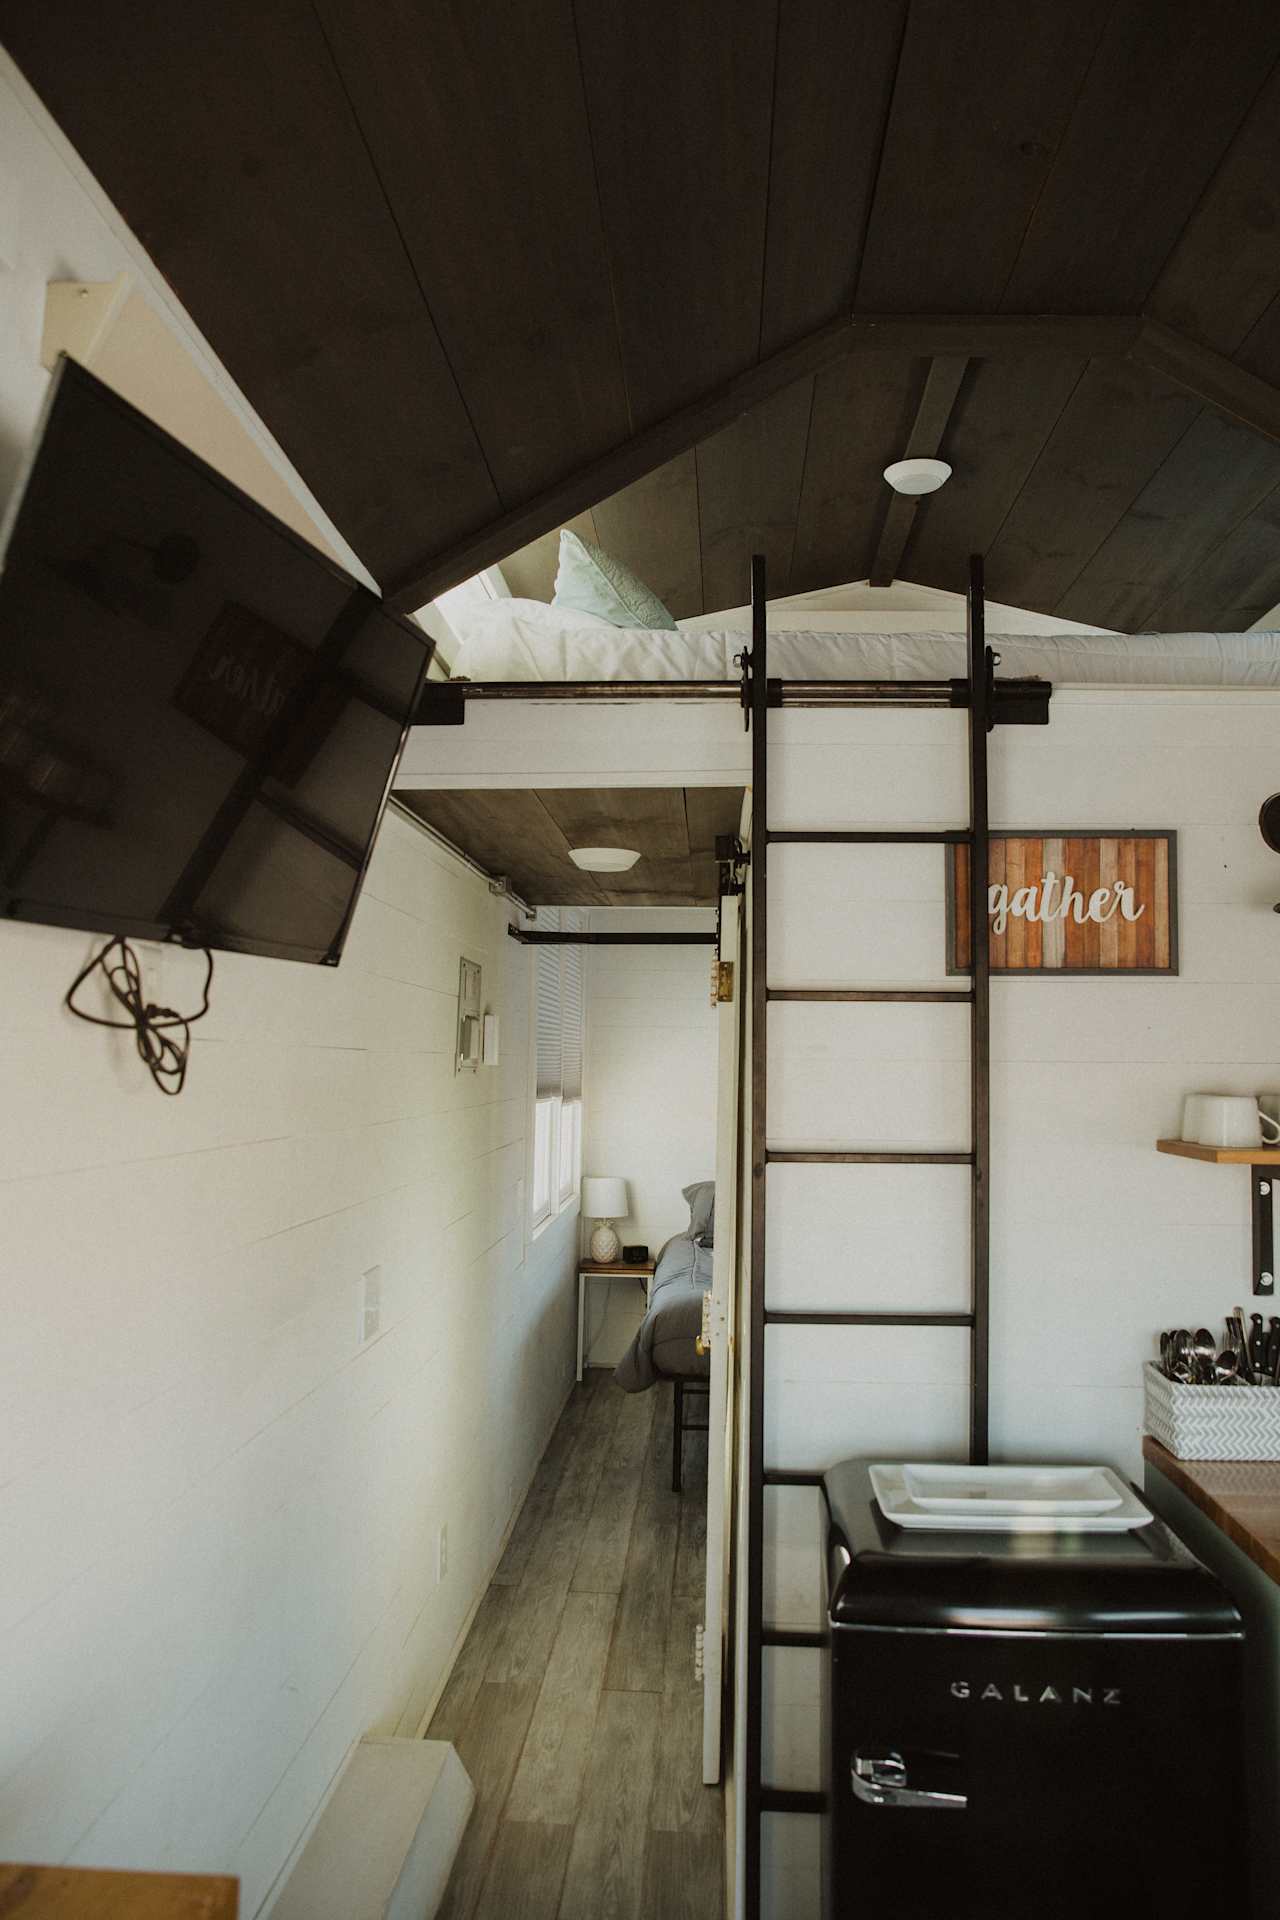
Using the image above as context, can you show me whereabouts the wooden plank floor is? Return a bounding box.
[433,1371,723,1920]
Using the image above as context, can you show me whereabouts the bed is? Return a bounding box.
[398,602,1280,798]
[444,601,1280,689]
[615,1182,715,1491]
[615,1231,712,1391]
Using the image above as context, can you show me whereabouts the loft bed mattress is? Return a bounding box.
[449,621,1280,689]
[614,1233,712,1393]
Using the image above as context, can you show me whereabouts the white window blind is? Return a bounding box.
[560,911,584,1102]
[530,907,585,1227]
[534,908,562,1099]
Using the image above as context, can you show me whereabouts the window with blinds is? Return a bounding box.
[560,935,583,1103]
[529,909,585,1229]
[558,913,584,1205]
[534,931,562,1103]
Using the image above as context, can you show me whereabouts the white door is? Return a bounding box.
[703,890,742,1782]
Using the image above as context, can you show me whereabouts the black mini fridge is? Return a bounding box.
[822,1460,1246,1920]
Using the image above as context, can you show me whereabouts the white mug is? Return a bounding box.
[1260,1092,1280,1135]
[1181,1093,1209,1143]
[1195,1093,1280,1150]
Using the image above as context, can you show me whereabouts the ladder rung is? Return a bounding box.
[760,1788,827,1816]
[763,1627,828,1648]
[765,1149,973,1165]
[768,987,973,1003]
[765,1309,975,1328]
[767,828,972,844]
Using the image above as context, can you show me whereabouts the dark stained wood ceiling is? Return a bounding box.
[7,1,1280,631]
[395,787,744,905]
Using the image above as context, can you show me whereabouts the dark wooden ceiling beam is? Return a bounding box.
[383,312,1142,610]
[869,355,969,586]
[1129,319,1280,448]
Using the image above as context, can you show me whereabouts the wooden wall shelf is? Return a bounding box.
[1157,1138,1280,1166]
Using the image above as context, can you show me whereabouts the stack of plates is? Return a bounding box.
[869,1463,1152,1533]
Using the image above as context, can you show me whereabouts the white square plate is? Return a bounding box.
[870,1463,1152,1532]
[902,1464,1121,1513]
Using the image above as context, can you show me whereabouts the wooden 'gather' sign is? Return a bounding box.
[948,832,1177,974]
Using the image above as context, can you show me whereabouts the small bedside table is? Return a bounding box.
[576,1258,656,1380]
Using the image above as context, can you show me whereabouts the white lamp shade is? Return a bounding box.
[582,1175,629,1219]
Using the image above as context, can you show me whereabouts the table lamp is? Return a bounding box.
[582,1175,630,1263]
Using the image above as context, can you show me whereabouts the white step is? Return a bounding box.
[271,1736,473,1920]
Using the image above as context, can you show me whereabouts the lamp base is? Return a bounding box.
[589,1220,620,1263]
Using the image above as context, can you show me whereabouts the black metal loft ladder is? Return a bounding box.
[741,552,999,1916]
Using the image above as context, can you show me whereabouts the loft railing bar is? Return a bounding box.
[415,677,982,700]
[776,678,1048,719]
[412,676,1050,714]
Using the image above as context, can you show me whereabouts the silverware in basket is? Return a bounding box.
[1156,1314,1280,1386]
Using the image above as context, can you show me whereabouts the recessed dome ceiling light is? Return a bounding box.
[883,457,952,495]
[569,846,642,872]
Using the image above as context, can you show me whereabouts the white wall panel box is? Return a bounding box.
[271,1737,473,1920]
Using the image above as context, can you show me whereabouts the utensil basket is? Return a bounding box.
[1143,1360,1280,1460]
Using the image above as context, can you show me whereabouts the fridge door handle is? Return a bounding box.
[851,1750,967,1811]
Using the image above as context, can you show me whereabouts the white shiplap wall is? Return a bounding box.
[752,687,1280,1920]
[0,809,575,1912]
[579,907,718,1365]
[0,52,572,1903]
[762,690,1280,1479]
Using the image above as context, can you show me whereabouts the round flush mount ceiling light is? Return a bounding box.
[569,846,641,872]
[883,457,952,496]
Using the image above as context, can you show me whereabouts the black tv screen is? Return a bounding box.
[0,358,432,964]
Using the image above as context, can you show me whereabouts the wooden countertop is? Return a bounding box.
[0,1865,237,1916]
[1143,1435,1280,1585]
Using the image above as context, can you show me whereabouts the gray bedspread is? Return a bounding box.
[614,1233,712,1392]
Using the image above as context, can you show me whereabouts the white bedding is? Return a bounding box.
[449,615,1280,689]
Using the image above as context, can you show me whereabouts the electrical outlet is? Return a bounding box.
[360,1265,382,1344]
[436,1523,448,1585]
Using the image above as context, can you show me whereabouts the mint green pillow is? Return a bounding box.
[552,528,678,630]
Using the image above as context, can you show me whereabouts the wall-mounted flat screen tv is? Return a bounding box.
[0,357,432,964]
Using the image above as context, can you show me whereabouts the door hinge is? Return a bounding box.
[711,959,734,1005]
[694,1621,705,1682]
